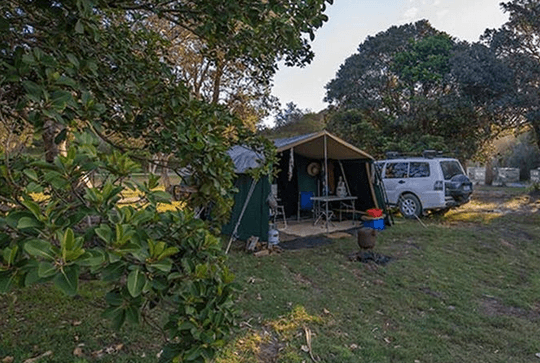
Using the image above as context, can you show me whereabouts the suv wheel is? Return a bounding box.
[399,193,422,218]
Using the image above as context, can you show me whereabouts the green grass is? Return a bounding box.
[0,281,164,362]
[2,191,540,362]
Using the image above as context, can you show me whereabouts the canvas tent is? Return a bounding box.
[222,130,389,242]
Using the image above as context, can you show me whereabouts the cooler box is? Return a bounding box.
[362,217,385,230]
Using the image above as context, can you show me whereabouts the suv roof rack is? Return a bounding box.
[384,150,447,160]
[422,150,444,159]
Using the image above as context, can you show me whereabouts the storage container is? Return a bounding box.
[363,218,385,230]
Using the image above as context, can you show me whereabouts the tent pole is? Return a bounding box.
[365,162,379,209]
[324,134,329,232]
[225,178,257,254]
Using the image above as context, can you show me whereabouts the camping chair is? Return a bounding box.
[297,191,314,221]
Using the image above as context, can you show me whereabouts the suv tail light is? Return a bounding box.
[434,180,444,191]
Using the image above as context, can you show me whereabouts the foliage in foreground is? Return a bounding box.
[0,134,237,362]
[1,0,334,361]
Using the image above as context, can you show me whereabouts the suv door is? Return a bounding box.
[382,161,409,205]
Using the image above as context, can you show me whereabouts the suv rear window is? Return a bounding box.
[440,160,464,180]
[385,162,408,178]
[409,162,430,178]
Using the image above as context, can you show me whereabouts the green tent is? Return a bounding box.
[222,131,390,243]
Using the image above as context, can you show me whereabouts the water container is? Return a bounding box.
[268,229,279,245]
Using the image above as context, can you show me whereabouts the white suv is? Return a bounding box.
[376,155,473,218]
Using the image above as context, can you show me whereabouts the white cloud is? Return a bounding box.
[436,9,449,20]
[402,7,419,22]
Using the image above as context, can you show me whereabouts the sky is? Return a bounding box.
[269,0,510,124]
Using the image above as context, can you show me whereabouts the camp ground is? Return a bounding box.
[222,131,390,244]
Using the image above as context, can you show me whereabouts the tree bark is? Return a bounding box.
[484,157,493,186]
[42,120,67,162]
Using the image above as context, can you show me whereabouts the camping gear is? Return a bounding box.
[367,208,383,218]
[268,229,279,245]
[357,227,377,250]
[336,176,347,197]
[307,162,320,176]
[362,216,385,230]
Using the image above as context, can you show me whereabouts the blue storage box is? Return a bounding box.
[363,218,385,230]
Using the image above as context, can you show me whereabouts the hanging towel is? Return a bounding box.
[288,147,294,181]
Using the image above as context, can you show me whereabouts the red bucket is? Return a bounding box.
[367,208,383,218]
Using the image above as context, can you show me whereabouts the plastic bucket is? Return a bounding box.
[268,229,279,245]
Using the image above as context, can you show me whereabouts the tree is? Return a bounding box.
[0,0,333,361]
[325,20,513,160]
[481,0,540,148]
[274,102,308,128]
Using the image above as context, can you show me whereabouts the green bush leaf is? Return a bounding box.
[79,249,106,267]
[127,268,146,297]
[53,265,78,296]
[150,259,172,273]
[2,246,18,265]
[38,261,57,278]
[95,224,112,243]
[125,305,140,325]
[24,239,56,260]
[17,216,41,229]
[0,271,15,293]
[105,291,124,306]
[22,169,38,181]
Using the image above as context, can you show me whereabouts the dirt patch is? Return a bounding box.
[280,236,334,250]
[257,333,284,363]
[480,297,540,320]
[471,188,540,215]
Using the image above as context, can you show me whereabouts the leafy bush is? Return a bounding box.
[0,132,236,362]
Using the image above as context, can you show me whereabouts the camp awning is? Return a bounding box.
[274,130,374,160]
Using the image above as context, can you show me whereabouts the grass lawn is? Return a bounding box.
[2,186,540,362]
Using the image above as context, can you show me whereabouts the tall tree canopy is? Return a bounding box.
[325,20,513,160]
[0,0,333,361]
[481,0,540,148]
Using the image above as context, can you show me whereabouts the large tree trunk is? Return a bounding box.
[484,157,494,186]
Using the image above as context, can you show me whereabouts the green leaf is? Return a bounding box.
[61,228,75,251]
[125,305,140,325]
[102,262,125,282]
[79,249,106,267]
[0,271,15,293]
[24,268,41,287]
[17,216,41,229]
[105,291,124,306]
[54,127,68,144]
[22,169,38,181]
[24,239,56,260]
[158,247,179,260]
[53,265,79,296]
[67,54,80,68]
[2,246,18,265]
[95,224,112,243]
[150,259,172,273]
[22,80,43,101]
[102,305,126,330]
[127,268,146,297]
[75,19,84,34]
[21,199,41,219]
[38,261,57,278]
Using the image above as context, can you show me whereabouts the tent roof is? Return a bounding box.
[274,130,374,160]
[228,145,265,174]
[228,130,373,173]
